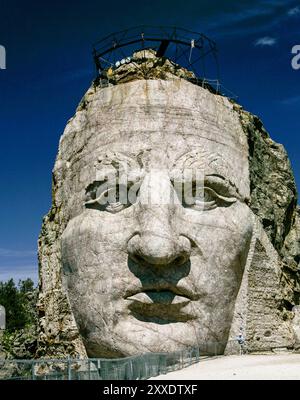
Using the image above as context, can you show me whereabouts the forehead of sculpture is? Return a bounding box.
[70,80,249,198]
[88,79,247,151]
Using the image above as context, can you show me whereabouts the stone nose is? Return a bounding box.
[127,169,191,267]
[127,231,191,267]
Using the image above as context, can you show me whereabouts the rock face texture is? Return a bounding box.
[97,49,196,86]
[38,51,300,358]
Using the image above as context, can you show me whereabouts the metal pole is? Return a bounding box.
[67,357,72,380]
[32,361,35,380]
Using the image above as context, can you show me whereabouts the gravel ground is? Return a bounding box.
[150,354,300,380]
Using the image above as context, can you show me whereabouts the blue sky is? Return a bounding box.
[0,0,299,284]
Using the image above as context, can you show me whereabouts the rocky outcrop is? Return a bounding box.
[281,206,300,315]
[96,49,195,86]
[1,326,37,359]
[232,103,300,310]
[37,50,300,358]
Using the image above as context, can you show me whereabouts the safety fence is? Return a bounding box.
[0,339,245,380]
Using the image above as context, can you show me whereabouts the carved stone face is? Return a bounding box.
[60,80,254,357]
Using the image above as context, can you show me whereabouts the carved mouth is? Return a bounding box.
[126,290,190,304]
[124,285,198,301]
[125,288,197,322]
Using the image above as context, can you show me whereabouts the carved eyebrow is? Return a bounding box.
[205,173,226,181]
[95,152,144,170]
[171,173,241,199]
[170,172,229,183]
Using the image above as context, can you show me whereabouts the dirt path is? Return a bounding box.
[150,354,300,380]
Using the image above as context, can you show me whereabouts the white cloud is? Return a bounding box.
[205,0,297,38]
[280,95,300,105]
[0,249,37,283]
[0,264,38,285]
[254,36,277,46]
[287,6,300,16]
[0,248,36,257]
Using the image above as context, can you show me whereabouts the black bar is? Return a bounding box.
[156,40,170,57]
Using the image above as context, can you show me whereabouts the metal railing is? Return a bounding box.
[95,75,239,101]
[0,339,245,380]
[92,25,218,76]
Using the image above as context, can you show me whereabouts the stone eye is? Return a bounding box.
[85,182,139,214]
[190,187,219,211]
[181,186,218,211]
[178,184,237,211]
[102,188,130,213]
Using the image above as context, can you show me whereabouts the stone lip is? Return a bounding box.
[126,291,195,323]
[124,284,200,302]
[126,291,191,304]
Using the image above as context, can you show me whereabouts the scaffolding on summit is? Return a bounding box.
[91,26,238,100]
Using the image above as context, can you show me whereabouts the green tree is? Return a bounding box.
[18,278,34,295]
[0,278,36,332]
